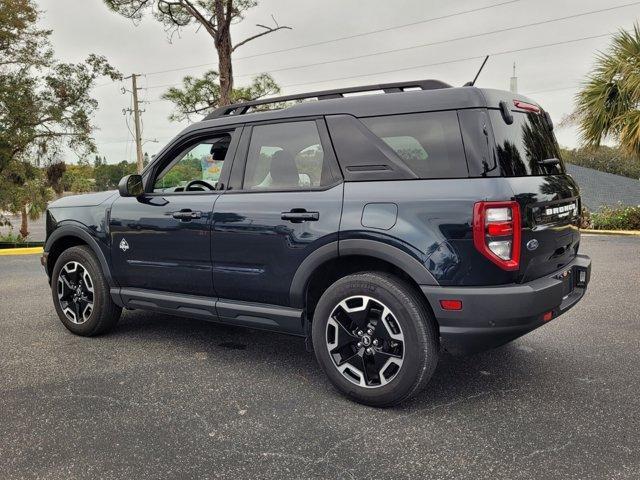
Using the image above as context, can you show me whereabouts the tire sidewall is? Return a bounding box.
[51,246,108,336]
[312,274,437,406]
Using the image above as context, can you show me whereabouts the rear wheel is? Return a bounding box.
[51,245,121,336]
[312,272,438,407]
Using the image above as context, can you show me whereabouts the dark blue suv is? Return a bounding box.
[43,80,591,406]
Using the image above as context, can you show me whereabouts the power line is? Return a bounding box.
[224,1,640,81]
[278,31,616,91]
[143,0,526,76]
[139,0,639,91]
[141,30,616,103]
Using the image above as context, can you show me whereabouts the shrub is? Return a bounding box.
[0,229,27,243]
[579,207,593,229]
[590,204,640,230]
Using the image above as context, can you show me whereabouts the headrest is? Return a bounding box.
[270,150,299,186]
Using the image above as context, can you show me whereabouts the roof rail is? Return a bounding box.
[202,79,451,120]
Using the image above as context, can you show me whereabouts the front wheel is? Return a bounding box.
[312,272,439,407]
[51,245,121,336]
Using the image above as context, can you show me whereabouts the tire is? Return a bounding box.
[312,272,439,407]
[51,245,121,336]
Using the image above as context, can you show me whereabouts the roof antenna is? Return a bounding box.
[464,55,489,87]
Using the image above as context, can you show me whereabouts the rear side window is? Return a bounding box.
[489,110,565,176]
[360,112,468,179]
[243,121,334,190]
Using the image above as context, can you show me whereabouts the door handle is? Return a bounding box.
[172,209,202,221]
[281,209,319,223]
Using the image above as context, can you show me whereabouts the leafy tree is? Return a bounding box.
[2,160,52,238]
[162,70,279,121]
[94,161,137,191]
[570,23,640,158]
[93,155,107,168]
[103,0,290,115]
[61,164,94,193]
[0,0,120,237]
[45,161,67,195]
[157,155,201,188]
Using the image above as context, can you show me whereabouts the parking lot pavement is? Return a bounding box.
[0,235,638,479]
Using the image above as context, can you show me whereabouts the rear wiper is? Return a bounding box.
[538,157,560,166]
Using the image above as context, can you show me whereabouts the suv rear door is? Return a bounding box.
[211,118,343,314]
[487,104,581,282]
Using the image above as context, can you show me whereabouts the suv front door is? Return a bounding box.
[109,128,240,296]
[211,119,343,309]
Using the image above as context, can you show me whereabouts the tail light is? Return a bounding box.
[513,99,540,113]
[473,201,521,271]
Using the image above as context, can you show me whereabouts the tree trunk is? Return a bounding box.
[217,30,234,106]
[20,205,29,239]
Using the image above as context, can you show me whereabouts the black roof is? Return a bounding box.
[180,81,537,132]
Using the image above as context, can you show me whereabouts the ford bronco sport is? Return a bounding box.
[43,79,591,406]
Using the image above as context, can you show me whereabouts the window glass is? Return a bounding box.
[361,112,467,179]
[489,110,565,176]
[243,122,330,190]
[153,134,231,192]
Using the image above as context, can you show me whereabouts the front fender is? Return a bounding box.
[44,223,116,288]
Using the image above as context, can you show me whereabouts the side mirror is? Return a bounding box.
[118,174,144,197]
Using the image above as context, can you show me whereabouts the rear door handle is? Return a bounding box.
[172,209,202,221]
[281,210,319,223]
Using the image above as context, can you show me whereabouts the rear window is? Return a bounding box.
[361,112,468,179]
[489,110,565,176]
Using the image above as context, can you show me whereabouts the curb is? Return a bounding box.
[0,241,44,249]
[581,229,640,236]
[0,247,44,256]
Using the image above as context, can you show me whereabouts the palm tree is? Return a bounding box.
[573,23,640,158]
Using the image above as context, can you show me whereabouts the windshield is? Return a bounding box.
[489,110,565,176]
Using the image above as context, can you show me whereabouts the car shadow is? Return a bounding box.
[111,309,557,408]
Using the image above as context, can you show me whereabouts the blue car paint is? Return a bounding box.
[108,193,222,297]
[211,185,343,306]
[42,85,588,353]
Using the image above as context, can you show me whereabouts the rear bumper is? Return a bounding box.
[421,254,591,355]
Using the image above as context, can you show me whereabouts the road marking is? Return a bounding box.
[0,247,43,256]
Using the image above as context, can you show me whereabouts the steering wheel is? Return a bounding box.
[185,179,215,191]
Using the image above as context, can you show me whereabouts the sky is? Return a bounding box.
[36,0,640,164]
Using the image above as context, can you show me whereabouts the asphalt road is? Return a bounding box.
[1,235,639,479]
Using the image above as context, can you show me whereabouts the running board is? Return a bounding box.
[111,287,304,336]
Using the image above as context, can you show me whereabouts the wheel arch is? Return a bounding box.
[290,239,439,332]
[44,225,115,288]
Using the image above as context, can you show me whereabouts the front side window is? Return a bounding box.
[153,134,231,192]
[361,111,467,179]
[243,121,331,190]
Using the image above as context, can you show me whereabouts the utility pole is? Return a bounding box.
[131,74,144,173]
[122,74,145,173]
